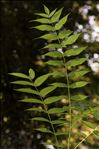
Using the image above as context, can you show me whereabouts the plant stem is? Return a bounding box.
[74,126,99,149]
[55,32,72,149]
[34,86,59,149]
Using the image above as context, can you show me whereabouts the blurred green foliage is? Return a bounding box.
[1,0,99,148]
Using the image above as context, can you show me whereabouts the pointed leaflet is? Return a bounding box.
[51,120,66,125]
[36,128,53,134]
[68,69,90,79]
[40,86,57,97]
[62,33,80,46]
[46,60,63,66]
[11,81,34,86]
[33,18,50,24]
[34,25,54,31]
[48,107,68,114]
[44,43,61,49]
[29,68,35,80]
[44,51,62,58]
[51,82,67,88]
[20,98,43,104]
[35,13,49,18]
[15,88,39,95]
[44,95,66,104]
[43,5,50,15]
[52,71,65,78]
[55,14,69,30]
[9,72,29,79]
[34,73,50,87]
[40,33,57,41]
[59,29,72,39]
[51,8,63,23]
[65,58,87,67]
[64,47,87,57]
[31,117,49,122]
[71,94,88,101]
[70,81,88,88]
[49,8,57,17]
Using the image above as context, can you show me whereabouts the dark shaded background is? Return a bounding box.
[1,0,99,148]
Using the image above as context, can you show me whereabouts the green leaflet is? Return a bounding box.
[40,33,57,41]
[29,68,35,80]
[44,95,66,104]
[31,117,49,122]
[43,5,50,15]
[9,72,29,79]
[36,128,53,134]
[46,60,63,66]
[55,14,69,30]
[35,13,49,18]
[11,81,34,86]
[65,58,87,67]
[44,51,62,58]
[51,82,67,88]
[62,33,80,46]
[51,71,65,78]
[51,8,63,23]
[83,121,96,129]
[40,86,57,97]
[15,88,39,95]
[34,25,54,31]
[34,74,50,87]
[49,8,57,17]
[68,69,90,79]
[71,94,88,101]
[20,98,43,104]
[51,119,66,125]
[58,29,72,39]
[48,107,68,114]
[64,47,87,57]
[44,43,61,49]
[70,81,88,88]
[33,18,50,24]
